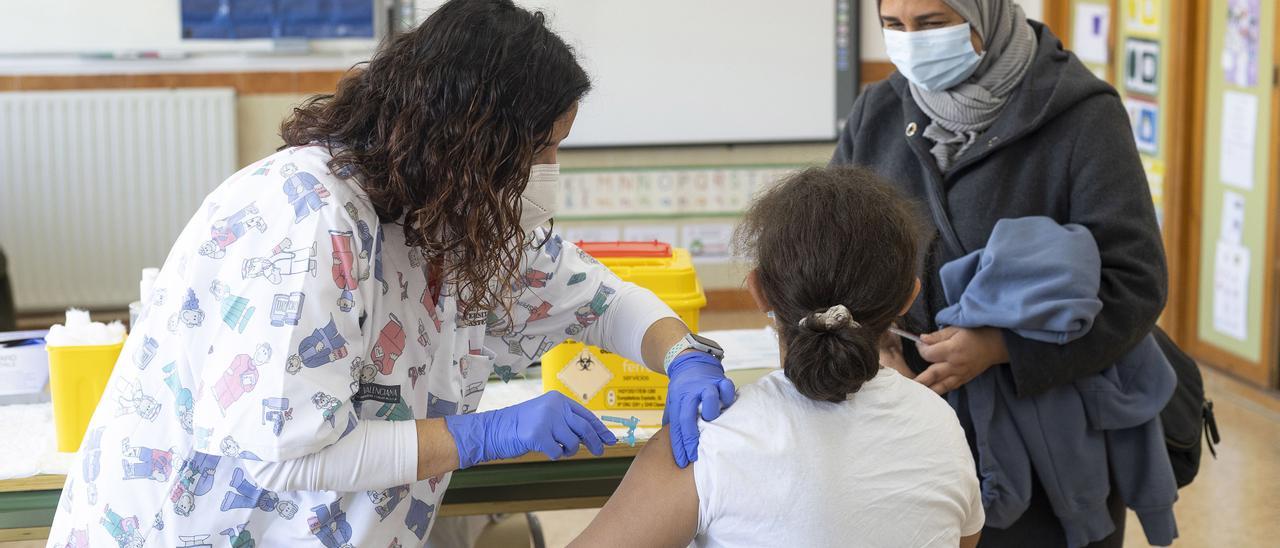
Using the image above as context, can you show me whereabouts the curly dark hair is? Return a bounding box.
[281,0,590,315]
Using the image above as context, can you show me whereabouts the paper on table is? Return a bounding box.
[1219,91,1258,190]
[1073,4,1111,64]
[701,328,781,372]
[1212,241,1250,341]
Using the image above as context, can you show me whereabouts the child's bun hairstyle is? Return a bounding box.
[736,166,925,402]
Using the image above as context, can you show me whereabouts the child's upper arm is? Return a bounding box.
[569,427,699,548]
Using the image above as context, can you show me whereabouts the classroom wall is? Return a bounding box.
[235,0,1042,292]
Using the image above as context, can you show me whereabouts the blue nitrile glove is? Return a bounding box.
[444,391,618,469]
[664,351,736,468]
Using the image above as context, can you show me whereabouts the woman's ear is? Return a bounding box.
[899,278,921,316]
[745,269,771,315]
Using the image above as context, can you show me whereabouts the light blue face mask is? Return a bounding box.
[883,23,984,92]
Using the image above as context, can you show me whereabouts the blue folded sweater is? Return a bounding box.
[936,217,1178,547]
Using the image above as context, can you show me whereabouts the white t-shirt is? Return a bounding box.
[694,368,984,548]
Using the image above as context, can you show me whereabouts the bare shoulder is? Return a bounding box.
[569,428,699,548]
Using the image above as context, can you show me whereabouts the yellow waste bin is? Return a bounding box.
[47,340,122,452]
[542,241,705,427]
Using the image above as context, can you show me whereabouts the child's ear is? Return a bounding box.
[746,269,771,314]
[899,278,921,316]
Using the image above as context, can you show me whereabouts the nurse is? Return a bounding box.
[48,1,735,545]
[833,1,1166,547]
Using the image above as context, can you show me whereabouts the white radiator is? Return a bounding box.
[0,88,237,311]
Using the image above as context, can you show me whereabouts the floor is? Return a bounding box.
[6,311,1278,547]
[527,311,1280,548]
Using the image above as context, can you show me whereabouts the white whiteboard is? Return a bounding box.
[415,0,854,147]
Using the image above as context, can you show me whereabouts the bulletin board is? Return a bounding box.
[1056,0,1199,339]
[1185,0,1279,387]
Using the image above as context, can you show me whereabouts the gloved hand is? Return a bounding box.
[664,351,736,468]
[444,391,617,469]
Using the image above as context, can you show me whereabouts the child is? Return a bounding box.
[571,166,984,547]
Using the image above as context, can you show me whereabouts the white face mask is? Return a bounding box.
[883,23,984,92]
[520,164,560,232]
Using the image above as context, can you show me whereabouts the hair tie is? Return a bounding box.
[798,304,862,332]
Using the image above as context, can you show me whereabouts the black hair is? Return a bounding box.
[736,166,926,402]
[281,0,590,316]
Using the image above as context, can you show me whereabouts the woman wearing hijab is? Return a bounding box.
[833,1,1166,547]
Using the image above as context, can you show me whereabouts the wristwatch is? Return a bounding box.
[663,333,725,371]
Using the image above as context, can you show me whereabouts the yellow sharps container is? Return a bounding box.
[541,241,705,427]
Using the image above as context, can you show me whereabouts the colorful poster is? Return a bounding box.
[681,223,735,264]
[1223,0,1261,87]
[1073,3,1111,64]
[1124,38,1161,96]
[1123,0,1160,35]
[1124,98,1160,155]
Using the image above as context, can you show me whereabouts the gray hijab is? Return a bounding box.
[910,0,1038,171]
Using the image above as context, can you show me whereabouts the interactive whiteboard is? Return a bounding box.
[415,0,859,147]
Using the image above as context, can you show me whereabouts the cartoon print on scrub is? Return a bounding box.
[425,393,457,418]
[330,230,359,312]
[261,397,293,436]
[567,272,587,286]
[407,364,426,389]
[270,291,306,327]
[100,505,144,548]
[344,202,375,280]
[162,361,195,434]
[371,313,406,375]
[220,523,255,548]
[403,497,435,541]
[252,158,275,177]
[82,427,106,505]
[242,238,319,285]
[220,467,299,519]
[114,377,160,422]
[168,288,206,332]
[133,336,158,370]
[308,498,356,548]
[313,392,342,428]
[281,162,331,224]
[396,271,409,301]
[419,258,446,337]
[199,203,267,260]
[287,317,348,374]
[174,534,214,548]
[345,201,388,294]
[119,438,174,482]
[210,280,256,333]
[375,396,413,421]
[169,452,221,517]
[61,528,90,548]
[521,268,553,289]
[218,436,261,461]
[565,283,615,336]
[212,343,271,414]
[366,485,409,521]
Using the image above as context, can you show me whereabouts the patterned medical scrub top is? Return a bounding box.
[48,146,635,548]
